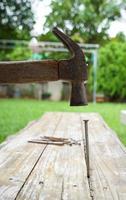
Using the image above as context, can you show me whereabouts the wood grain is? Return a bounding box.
[0,113,61,200]
[0,60,58,83]
[0,112,126,199]
[16,113,90,200]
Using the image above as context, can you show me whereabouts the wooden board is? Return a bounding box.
[0,112,126,200]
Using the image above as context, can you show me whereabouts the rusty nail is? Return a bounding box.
[83,120,90,178]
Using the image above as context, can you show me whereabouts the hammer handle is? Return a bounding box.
[0,60,58,84]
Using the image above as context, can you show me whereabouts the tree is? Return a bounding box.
[97,41,126,101]
[44,0,126,43]
[0,0,35,40]
[115,32,126,42]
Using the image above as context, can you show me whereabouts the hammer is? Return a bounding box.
[0,27,88,106]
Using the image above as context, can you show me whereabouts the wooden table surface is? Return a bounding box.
[0,112,126,200]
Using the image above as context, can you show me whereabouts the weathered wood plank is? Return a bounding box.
[1,112,126,200]
[0,112,61,200]
[81,113,126,200]
[16,113,91,200]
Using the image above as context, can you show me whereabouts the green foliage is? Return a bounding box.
[97,41,126,100]
[114,32,126,42]
[47,52,70,60]
[44,0,125,43]
[0,0,34,40]
[6,46,32,61]
[0,50,8,61]
[39,31,59,42]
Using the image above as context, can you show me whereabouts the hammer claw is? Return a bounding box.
[52,27,83,58]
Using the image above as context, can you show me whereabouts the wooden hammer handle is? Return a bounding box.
[0,60,59,83]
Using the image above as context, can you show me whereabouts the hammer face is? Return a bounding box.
[70,82,88,106]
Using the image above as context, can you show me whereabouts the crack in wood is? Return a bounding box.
[14,145,47,200]
[87,177,94,200]
[1,113,125,199]
[14,114,63,200]
[60,179,64,200]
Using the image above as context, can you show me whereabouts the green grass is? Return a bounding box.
[0,99,126,145]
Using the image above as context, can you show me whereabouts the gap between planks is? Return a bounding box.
[15,113,91,200]
[0,113,62,200]
[1,112,126,200]
[14,114,63,200]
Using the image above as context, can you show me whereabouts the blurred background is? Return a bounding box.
[0,0,126,144]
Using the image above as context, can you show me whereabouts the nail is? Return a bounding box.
[83,120,90,178]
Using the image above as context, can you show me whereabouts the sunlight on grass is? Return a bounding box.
[0,99,126,145]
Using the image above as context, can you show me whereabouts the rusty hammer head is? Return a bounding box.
[52,27,88,106]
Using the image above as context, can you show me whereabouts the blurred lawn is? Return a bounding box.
[0,99,126,145]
